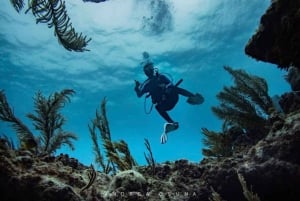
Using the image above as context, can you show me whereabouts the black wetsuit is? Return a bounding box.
[135,73,193,123]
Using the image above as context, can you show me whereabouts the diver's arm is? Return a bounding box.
[134,80,144,97]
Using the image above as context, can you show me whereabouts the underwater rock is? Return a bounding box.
[285,67,300,91]
[0,111,300,201]
[279,92,300,114]
[105,170,147,200]
[245,0,300,69]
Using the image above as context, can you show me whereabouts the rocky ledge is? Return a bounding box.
[0,108,300,201]
[245,0,300,69]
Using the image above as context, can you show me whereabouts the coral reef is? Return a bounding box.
[2,1,300,200]
[0,89,299,200]
[1,108,300,201]
[245,0,300,69]
[105,170,147,200]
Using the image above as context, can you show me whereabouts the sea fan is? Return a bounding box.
[212,66,273,134]
[9,0,25,12]
[0,90,37,150]
[28,0,91,52]
[89,98,137,172]
[27,89,77,154]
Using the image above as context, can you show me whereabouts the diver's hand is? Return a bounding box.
[134,80,140,90]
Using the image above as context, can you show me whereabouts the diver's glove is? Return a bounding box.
[134,80,140,91]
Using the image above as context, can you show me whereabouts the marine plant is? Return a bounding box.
[201,121,244,158]
[209,172,261,201]
[201,128,232,158]
[0,90,37,150]
[0,134,17,150]
[209,187,224,201]
[144,138,156,175]
[89,97,114,173]
[202,66,274,158]
[27,89,77,154]
[89,98,137,173]
[0,89,77,154]
[9,0,91,52]
[212,66,274,137]
[80,164,97,193]
[9,0,24,12]
[104,139,137,171]
[237,172,261,201]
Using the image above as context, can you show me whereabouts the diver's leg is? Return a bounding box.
[175,87,204,105]
[155,104,175,123]
[176,87,194,97]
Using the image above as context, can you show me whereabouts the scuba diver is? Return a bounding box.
[134,52,204,144]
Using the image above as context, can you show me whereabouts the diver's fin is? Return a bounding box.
[164,122,179,134]
[187,93,204,105]
[160,122,179,144]
[160,133,168,144]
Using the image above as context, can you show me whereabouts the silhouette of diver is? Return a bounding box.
[134,53,204,142]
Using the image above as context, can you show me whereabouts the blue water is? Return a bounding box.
[0,0,290,166]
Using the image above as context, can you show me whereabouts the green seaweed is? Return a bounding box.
[80,164,97,193]
[9,0,91,52]
[89,97,114,173]
[28,0,91,52]
[202,66,274,158]
[0,89,77,154]
[0,90,37,150]
[212,66,273,135]
[238,172,261,201]
[89,98,137,173]
[201,128,232,158]
[144,138,156,175]
[0,134,17,150]
[27,89,77,154]
[201,120,243,158]
[9,0,25,13]
[209,172,261,201]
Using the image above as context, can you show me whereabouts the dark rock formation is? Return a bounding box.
[245,0,300,69]
[279,92,300,114]
[0,111,300,201]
